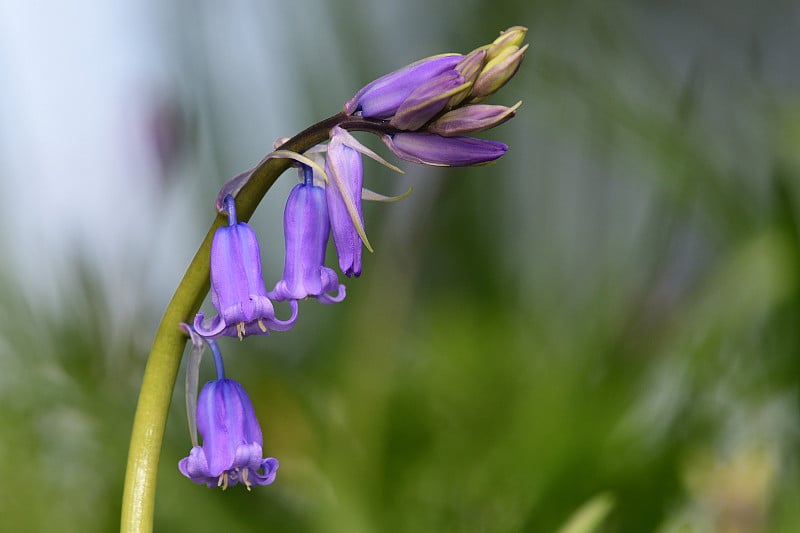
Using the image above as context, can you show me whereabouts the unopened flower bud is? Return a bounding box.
[455,48,487,86]
[344,54,462,118]
[485,26,528,61]
[325,126,367,277]
[382,132,507,167]
[390,72,472,131]
[450,49,487,107]
[470,44,528,103]
[428,102,521,136]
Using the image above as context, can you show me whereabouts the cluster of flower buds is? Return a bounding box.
[345,25,526,166]
[179,26,527,490]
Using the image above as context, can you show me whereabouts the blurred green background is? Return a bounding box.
[1,0,799,531]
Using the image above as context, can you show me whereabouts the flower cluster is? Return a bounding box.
[346,25,526,166]
[179,26,527,490]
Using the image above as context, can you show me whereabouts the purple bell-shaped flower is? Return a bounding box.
[269,166,345,304]
[194,195,298,339]
[179,338,279,490]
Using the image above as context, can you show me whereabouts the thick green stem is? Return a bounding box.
[120,112,396,532]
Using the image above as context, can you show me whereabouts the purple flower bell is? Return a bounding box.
[325,126,367,277]
[194,195,298,339]
[269,166,345,303]
[179,339,279,490]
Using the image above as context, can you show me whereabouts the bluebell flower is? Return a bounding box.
[178,338,279,490]
[194,195,298,339]
[269,165,345,303]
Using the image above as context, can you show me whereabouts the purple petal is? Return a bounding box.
[249,457,280,486]
[179,446,217,487]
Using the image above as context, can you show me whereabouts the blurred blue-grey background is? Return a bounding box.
[1,1,799,531]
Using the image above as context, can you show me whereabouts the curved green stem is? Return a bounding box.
[120,112,397,532]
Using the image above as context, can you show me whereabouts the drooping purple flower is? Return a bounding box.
[325,126,366,277]
[382,132,508,166]
[269,166,345,303]
[179,377,279,490]
[344,54,463,119]
[194,195,298,339]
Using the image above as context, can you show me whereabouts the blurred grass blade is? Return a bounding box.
[556,493,615,533]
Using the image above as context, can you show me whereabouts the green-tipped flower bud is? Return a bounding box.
[485,26,528,61]
[450,48,487,107]
[470,43,528,103]
[455,48,487,86]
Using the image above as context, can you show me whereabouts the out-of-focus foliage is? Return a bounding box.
[1,0,799,532]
